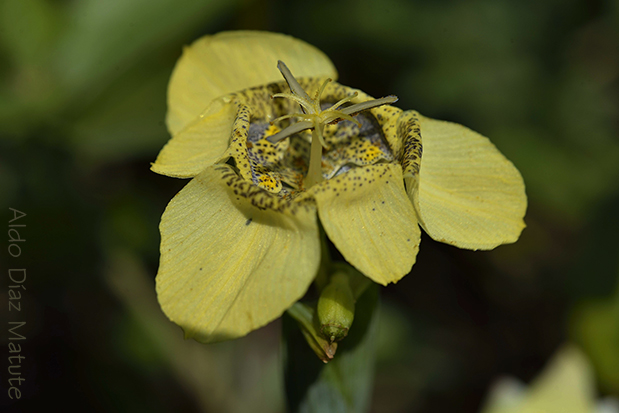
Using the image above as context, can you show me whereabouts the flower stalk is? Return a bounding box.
[287,301,337,362]
[307,122,325,187]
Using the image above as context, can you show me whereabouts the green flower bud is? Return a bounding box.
[317,272,355,342]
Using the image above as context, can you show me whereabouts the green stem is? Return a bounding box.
[286,302,337,362]
[314,223,331,292]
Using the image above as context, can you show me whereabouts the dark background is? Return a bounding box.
[1,0,618,411]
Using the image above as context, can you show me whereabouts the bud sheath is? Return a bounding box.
[317,272,355,342]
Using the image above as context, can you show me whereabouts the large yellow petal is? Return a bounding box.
[311,163,421,286]
[156,165,320,343]
[167,31,337,135]
[151,96,236,178]
[413,112,527,250]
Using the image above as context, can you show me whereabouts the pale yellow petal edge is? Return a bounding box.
[413,112,527,250]
[167,31,338,135]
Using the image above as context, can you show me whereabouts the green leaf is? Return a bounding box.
[54,0,242,99]
[69,61,170,165]
[283,284,379,413]
[0,0,61,67]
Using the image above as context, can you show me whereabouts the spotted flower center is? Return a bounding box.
[266,61,398,189]
[220,61,408,211]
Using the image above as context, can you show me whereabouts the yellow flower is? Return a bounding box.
[152,31,527,343]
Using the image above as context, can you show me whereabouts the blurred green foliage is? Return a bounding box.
[1,0,618,411]
[572,283,619,394]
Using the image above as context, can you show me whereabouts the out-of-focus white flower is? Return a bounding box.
[480,345,619,413]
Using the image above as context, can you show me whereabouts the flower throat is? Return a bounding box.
[268,61,398,189]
